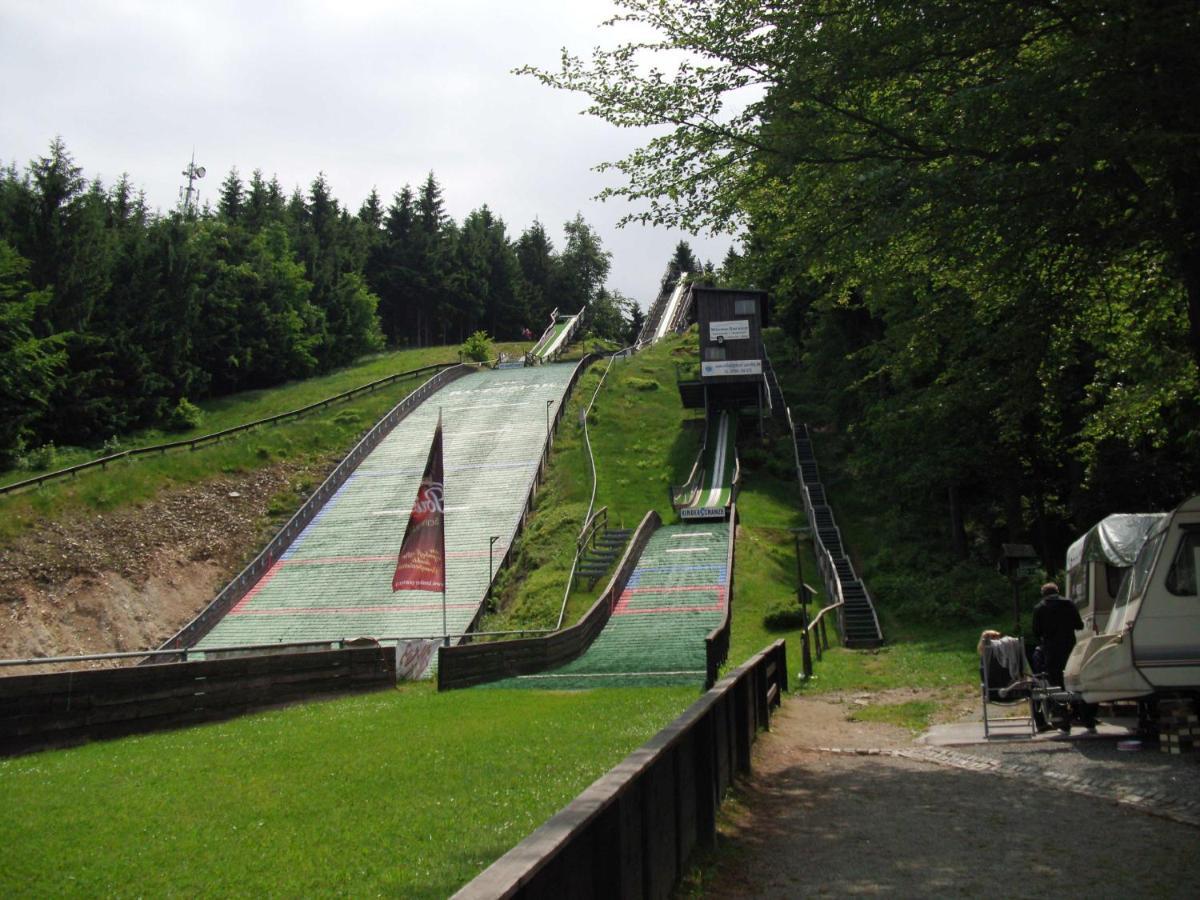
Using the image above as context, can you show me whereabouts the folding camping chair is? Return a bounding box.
[980,636,1038,738]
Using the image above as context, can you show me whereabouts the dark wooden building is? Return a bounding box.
[678,287,770,413]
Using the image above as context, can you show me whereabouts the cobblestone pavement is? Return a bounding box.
[699,698,1200,898]
[809,742,1200,828]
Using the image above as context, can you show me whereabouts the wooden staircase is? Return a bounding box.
[575,527,634,591]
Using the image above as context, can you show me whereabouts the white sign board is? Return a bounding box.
[681,506,726,520]
[701,359,762,378]
[709,319,750,342]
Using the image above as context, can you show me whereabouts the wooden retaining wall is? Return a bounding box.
[454,640,788,899]
[439,511,662,690]
[0,645,395,756]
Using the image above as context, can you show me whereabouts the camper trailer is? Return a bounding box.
[1065,513,1165,634]
[1064,495,1200,707]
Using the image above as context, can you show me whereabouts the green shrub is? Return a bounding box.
[763,596,805,631]
[22,442,57,471]
[867,559,1009,623]
[460,330,493,362]
[626,377,660,392]
[165,397,204,432]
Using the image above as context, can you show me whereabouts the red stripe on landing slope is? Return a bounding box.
[229,561,285,614]
[276,548,505,567]
[613,585,726,615]
[622,585,726,595]
[282,554,393,566]
[614,604,725,615]
[229,602,479,617]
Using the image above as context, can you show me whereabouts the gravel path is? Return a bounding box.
[697,695,1200,898]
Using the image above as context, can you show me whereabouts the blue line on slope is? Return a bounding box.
[282,473,360,560]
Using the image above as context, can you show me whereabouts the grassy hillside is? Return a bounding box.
[0,342,526,542]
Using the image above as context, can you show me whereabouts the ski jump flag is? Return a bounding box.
[392,412,446,593]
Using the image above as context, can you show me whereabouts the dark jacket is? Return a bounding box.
[1032,593,1084,677]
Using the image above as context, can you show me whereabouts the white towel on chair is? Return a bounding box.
[986,636,1024,682]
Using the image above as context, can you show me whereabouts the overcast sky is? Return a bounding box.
[0,0,733,310]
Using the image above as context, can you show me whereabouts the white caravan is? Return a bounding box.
[1064,494,1200,705]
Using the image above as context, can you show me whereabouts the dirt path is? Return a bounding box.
[0,462,317,667]
[697,694,1200,898]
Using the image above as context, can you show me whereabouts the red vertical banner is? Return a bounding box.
[392,414,446,592]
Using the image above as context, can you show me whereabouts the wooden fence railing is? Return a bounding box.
[454,640,788,899]
[0,644,395,756]
[0,362,456,496]
[439,511,661,690]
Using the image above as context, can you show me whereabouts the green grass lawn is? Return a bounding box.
[0,682,693,899]
[0,343,527,542]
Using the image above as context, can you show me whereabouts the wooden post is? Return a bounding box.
[801,607,813,678]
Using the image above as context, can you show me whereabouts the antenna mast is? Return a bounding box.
[179,150,206,212]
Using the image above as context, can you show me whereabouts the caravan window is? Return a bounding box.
[1105,564,1126,601]
[1165,531,1200,596]
[1113,530,1164,612]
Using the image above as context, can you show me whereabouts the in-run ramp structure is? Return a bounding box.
[635,272,691,347]
[530,308,584,361]
[671,410,739,521]
[170,364,583,656]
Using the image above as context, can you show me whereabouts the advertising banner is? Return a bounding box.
[392,415,446,592]
[395,639,439,680]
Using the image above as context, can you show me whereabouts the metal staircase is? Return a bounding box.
[766,351,883,649]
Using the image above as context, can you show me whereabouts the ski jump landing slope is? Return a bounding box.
[195,364,579,650]
[493,523,731,689]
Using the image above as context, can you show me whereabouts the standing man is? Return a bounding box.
[1032,582,1083,688]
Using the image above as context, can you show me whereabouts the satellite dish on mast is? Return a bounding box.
[179,153,206,211]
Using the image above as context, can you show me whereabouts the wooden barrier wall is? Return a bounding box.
[704,504,738,688]
[0,645,395,756]
[454,640,788,899]
[438,511,663,690]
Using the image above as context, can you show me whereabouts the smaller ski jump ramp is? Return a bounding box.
[672,410,738,520]
[439,513,734,690]
[531,309,584,361]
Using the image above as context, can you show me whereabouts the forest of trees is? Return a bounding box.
[0,139,635,465]
[532,0,1200,573]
